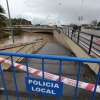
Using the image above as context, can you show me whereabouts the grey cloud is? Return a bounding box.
[1,0,100,25]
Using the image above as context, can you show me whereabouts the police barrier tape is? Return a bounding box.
[0,57,100,93]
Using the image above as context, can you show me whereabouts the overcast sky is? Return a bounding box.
[0,0,100,25]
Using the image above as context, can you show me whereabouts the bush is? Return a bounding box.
[13,27,23,36]
[2,31,10,38]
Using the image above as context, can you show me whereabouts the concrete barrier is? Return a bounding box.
[0,39,46,70]
[53,30,99,74]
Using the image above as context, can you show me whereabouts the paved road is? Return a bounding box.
[0,42,99,100]
[66,27,100,36]
[81,28,100,36]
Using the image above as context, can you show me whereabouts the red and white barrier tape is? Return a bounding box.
[0,57,100,93]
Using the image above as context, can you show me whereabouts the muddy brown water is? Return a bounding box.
[0,32,56,45]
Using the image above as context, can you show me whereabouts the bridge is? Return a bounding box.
[0,27,100,100]
[5,27,53,33]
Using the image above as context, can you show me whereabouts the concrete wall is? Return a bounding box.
[54,30,99,74]
[0,39,46,70]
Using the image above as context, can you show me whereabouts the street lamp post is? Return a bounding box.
[6,0,14,43]
[79,0,84,31]
[59,3,61,28]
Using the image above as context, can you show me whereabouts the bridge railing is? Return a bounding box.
[0,51,100,100]
[61,28,100,57]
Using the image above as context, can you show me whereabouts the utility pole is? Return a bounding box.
[79,0,84,31]
[59,3,61,28]
[6,0,15,43]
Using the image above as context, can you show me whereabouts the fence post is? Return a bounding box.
[88,35,93,54]
[74,61,82,100]
[10,56,20,100]
[42,59,45,100]
[0,63,9,100]
[91,67,100,100]
[65,29,66,34]
[25,57,32,100]
[65,30,67,35]
[71,30,73,39]
[63,28,64,33]
[68,29,69,36]
[77,30,80,44]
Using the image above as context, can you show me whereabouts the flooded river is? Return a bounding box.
[0,32,55,46]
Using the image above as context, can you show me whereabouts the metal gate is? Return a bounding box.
[0,51,100,100]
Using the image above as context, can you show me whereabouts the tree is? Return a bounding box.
[11,19,17,26]
[13,27,23,36]
[97,22,100,26]
[7,18,32,25]
[0,5,7,38]
[69,23,76,27]
[0,5,5,13]
[91,20,98,26]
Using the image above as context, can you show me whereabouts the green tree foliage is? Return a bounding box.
[91,20,98,26]
[0,5,7,38]
[9,18,32,26]
[69,23,76,27]
[2,31,10,38]
[97,22,100,26]
[13,27,24,36]
[82,24,89,26]
[0,5,5,13]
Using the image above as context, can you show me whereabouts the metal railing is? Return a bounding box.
[0,51,100,100]
[61,28,100,57]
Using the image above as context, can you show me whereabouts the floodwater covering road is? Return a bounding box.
[0,32,55,45]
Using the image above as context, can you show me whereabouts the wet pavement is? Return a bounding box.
[0,41,100,100]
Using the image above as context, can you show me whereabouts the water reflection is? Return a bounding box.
[0,32,55,46]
